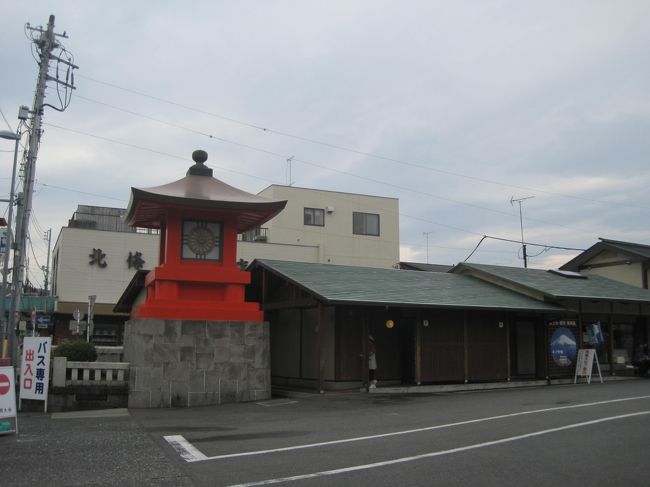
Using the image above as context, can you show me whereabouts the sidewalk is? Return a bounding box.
[0,409,194,487]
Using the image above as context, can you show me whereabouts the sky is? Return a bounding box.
[1,1,650,289]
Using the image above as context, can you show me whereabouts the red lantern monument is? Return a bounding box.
[124,150,286,322]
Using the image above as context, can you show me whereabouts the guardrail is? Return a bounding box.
[52,357,129,387]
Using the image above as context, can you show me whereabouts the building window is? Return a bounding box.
[304,208,325,226]
[353,212,380,236]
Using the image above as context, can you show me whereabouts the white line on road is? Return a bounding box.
[164,435,208,462]
[226,411,650,487]
[256,400,298,407]
[51,408,130,420]
[175,394,650,462]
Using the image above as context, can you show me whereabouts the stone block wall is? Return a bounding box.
[123,319,270,408]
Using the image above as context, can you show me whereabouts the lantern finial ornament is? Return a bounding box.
[187,149,212,177]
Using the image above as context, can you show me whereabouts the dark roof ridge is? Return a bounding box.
[599,237,650,249]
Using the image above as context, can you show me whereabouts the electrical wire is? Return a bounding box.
[463,236,488,262]
[42,120,602,238]
[0,105,15,132]
[483,235,585,251]
[76,75,650,212]
[37,182,127,203]
[463,234,585,263]
[42,122,282,186]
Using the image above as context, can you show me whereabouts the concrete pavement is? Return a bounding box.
[1,379,649,486]
[0,408,194,486]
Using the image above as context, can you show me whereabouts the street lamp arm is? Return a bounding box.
[0,131,21,141]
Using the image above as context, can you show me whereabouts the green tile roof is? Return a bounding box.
[254,260,564,312]
[457,263,650,303]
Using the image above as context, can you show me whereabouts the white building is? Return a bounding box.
[240,185,399,269]
[51,206,159,344]
[50,187,399,343]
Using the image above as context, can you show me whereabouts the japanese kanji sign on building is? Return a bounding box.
[20,337,52,408]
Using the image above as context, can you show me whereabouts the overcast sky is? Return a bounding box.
[2,1,650,288]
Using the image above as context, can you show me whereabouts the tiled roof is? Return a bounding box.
[253,260,564,312]
[457,263,650,303]
[598,239,650,259]
[398,262,453,272]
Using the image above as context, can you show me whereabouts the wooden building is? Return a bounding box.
[248,260,650,391]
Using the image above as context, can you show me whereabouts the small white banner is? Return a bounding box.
[20,337,52,406]
[574,348,603,384]
[0,366,17,435]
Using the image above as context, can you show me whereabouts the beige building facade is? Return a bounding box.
[250,185,400,268]
[50,187,399,343]
[561,238,650,289]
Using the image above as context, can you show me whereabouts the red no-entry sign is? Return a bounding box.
[0,373,10,395]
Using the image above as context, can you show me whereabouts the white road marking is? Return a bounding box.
[226,411,650,486]
[164,435,208,462]
[176,394,650,462]
[51,408,130,419]
[256,400,298,407]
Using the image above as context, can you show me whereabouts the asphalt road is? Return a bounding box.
[2,380,649,486]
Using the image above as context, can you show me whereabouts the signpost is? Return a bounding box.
[36,314,50,329]
[19,336,52,412]
[574,348,603,384]
[87,295,96,342]
[0,366,18,435]
[71,309,85,335]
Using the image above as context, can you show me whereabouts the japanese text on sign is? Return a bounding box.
[20,337,52,402]
[88,248,146,269]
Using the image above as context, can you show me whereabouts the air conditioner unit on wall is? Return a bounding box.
[325,206,335,213]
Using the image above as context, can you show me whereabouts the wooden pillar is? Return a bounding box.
[577,302,584,349]
[362,310,369,388]
[299,308,303,380]
[505,313,511,381]
[317,304,325,393]
[608,303,614,376]
[415,310,422,385]
[543,315,549,380]
[261,268,267,304]
[463,310,469,383]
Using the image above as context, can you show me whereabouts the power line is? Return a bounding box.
[28,236,43,270]
[37,182,126,203]
[76,75,650,212]
[42,122,282,186]
[43,121,602,238]
[483,235,585,251]
[463,234,585,263]
[0,105,15,132]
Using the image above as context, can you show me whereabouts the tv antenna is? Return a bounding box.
[286,156,295,186]
[510,195,535,268]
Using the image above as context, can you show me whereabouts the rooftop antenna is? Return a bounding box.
[286,156,295,186]
[510,195,534,268]
[422,231,433,264]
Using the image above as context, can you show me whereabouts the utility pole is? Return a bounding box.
[0,107,27,360]
[42,229,52,295]
[510,196,534,268]
[6,15,77,364]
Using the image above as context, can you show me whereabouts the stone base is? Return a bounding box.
[123,319,270,408]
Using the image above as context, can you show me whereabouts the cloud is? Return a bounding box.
[2,1,650,281]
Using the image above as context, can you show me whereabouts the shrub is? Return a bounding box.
[53,340,98,362]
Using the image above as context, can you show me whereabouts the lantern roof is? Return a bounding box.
[125,150,287,232]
